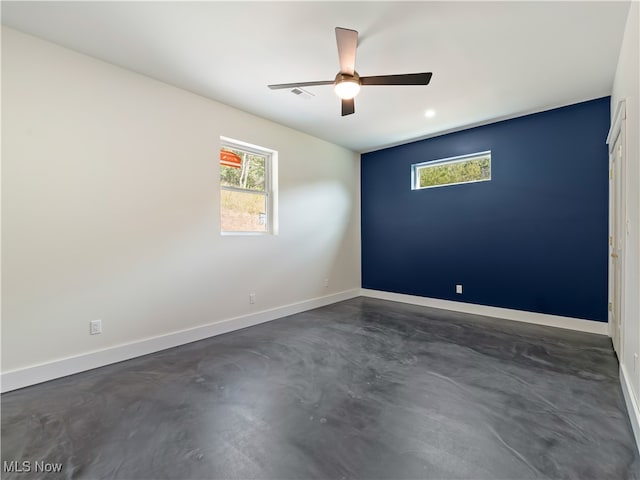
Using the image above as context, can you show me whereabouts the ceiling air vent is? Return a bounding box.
[290,87,315,100]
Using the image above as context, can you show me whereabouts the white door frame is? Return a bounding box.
[607,99,627,354]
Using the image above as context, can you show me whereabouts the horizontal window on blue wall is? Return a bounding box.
[412,151,491,189]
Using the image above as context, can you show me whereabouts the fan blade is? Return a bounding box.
[341,98,355,116]
[268,80,334,90]
[360,72,432,86]
[335,27,358,75]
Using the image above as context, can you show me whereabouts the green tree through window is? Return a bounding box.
[413,152,491,189]
[220,149,265,191]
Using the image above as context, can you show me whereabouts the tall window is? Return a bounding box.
[220,138,276,234]
[412,151,491,190]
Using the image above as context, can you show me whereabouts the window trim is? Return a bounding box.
[411,150,492,190]
[220,137,277,235]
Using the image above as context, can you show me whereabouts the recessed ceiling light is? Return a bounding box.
[425,109,436,118]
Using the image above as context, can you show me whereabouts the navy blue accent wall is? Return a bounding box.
[361,98,610,322]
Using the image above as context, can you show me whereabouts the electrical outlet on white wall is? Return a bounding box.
[90,319,102,335]
[249,293,256,304]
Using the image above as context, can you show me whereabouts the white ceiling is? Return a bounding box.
[1,1,631,153]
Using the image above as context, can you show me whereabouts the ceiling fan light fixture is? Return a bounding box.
[334,73,361,100]
[334,80,360,99]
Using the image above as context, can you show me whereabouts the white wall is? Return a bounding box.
[611,1,640,447]
[1,27,361,376]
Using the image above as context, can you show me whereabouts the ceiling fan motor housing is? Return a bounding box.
[334,71,360,84]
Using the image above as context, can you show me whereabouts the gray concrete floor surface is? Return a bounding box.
[2,297,639,479]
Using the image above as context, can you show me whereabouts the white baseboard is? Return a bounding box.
[360,289,608,335]
[1,289,360,393]
[620,364,640,454]
[0,289,609,393]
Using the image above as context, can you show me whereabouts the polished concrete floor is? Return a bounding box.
[2,297,639,479]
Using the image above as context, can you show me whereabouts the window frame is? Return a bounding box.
[220,137,277,235]
[411,150,492,190]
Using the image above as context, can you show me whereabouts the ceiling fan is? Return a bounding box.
[268,27,432,117]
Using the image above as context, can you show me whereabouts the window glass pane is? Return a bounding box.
[415,154,490,189]
[221,189,267,233]
[220,149,266,192]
